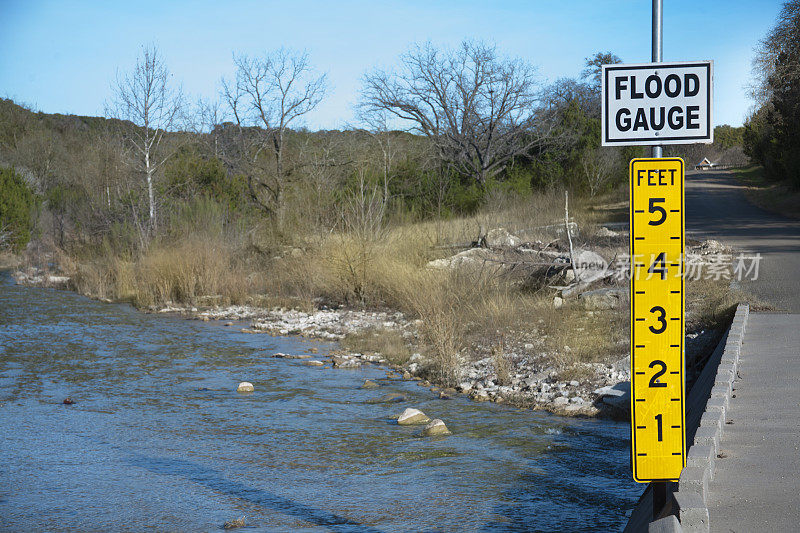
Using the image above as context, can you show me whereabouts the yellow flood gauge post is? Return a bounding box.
[629,157,686,482]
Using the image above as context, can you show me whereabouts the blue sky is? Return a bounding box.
[0,0,782,129]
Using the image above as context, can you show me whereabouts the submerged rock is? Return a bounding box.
[397,408,430,425]
[223,517,246,530]
[303,360,325,367]
[361,379,379,389]
[272,352,311,359]
[62,398,75,405]
[236,382,254,393]
[422,419,451,436]
[368,392,406,404]
[332,356,361,368]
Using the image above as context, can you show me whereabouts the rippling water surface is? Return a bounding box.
[0,271,640,532]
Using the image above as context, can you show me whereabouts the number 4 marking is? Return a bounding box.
[648,252,668,280]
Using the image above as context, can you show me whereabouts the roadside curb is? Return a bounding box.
[667,302,750,533]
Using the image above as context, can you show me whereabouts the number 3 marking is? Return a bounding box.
[649,306,667,334]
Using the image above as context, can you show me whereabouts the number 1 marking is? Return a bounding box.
[655,414,663,442]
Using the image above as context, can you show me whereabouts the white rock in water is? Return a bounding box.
[236,382,254,392]
[397,408,431,425]
[553,396,569,406]
[422,419,451,436]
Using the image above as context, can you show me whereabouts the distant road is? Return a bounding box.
[685,169,800,312]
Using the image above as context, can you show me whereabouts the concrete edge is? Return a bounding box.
[674,302,749,533]
[649,514,682,533]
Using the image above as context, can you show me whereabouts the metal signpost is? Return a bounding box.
[600,0,713,519]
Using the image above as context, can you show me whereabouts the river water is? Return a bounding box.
[0,271,640,532]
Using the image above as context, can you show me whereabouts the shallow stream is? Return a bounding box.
[0,271,640,531]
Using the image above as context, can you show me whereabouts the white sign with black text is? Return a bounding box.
[601,61,713,146]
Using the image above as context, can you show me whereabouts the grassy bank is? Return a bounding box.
[733,165,800,219]
[21,188,744,391]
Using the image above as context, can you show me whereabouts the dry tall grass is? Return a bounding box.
[63,188,696,381]
[73,236,251,308]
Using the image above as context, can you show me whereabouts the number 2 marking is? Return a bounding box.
[649,360,667,387]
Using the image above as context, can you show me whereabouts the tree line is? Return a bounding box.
[0,41,746,254]
[744,0,800,186]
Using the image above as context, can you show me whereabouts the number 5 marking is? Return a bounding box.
[649,198,667,225]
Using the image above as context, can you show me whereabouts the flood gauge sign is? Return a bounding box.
[629,158,686,482]
[602,61,713,146]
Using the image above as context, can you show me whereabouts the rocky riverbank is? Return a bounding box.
[167,302,637,418]
[10,231,733,419]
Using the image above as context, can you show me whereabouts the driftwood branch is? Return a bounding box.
[565,191,580,282]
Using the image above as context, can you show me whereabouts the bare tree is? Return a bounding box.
[750,0,800,105]
[361,40,553,187]
[196,97,228,159]
[580,147,619,196]
[222,48,327,218]
[107,45,184,232]
[355,110,398,206]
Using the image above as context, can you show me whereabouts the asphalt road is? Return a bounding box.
[684,170,800,312]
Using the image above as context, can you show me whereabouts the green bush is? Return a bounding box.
[0,167,37,252]
[163,147,247,209]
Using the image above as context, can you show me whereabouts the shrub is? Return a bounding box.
[0,167,37,252]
